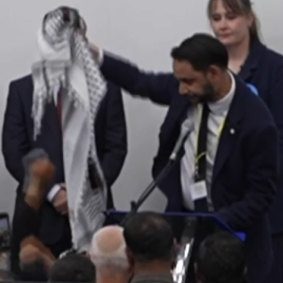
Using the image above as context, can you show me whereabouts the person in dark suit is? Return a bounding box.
[208,1,283,282]
[90,33,278,283]
[2,75,127,274]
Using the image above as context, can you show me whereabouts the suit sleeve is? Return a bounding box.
[216,123,278,231]
[2,82,31,184]
[101,52,177,106]
[100,84,127,187]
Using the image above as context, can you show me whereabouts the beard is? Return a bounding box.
[188,81,216,105]
[200,82,216,102]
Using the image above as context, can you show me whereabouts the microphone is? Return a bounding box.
[131,118,193,212]
[169,119,194,161]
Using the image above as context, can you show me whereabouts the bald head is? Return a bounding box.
[90,226,129,270]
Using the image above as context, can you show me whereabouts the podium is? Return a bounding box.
[105,210,245,283]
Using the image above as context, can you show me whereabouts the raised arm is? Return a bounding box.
[91,45,179,106]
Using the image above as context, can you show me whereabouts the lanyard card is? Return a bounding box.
[191,180,207,201]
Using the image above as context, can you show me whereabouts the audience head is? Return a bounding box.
[19,236,55,281]
[20,257,48,281]
[171,34,229,104]
[123,212,175,266]
[90,225,131,283]
[208,0,259,47]
[195,232,245,283]
[49,254,95,283]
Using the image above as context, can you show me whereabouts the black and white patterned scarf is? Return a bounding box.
[32,6,107,252]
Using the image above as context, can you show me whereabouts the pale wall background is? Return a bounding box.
[0,0,282,218]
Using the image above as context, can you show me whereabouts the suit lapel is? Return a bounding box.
[27,75,62,139]
[212,78,244,186]
[172,95,192,129]
[239,39,265,82]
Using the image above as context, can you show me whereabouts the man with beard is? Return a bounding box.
[90,34,278,283]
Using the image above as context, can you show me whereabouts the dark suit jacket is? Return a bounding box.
[100,53,279,283]
[2,75,127,253]
[239,39,283,234]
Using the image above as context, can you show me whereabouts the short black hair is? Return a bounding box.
[49,254,95,283]
[20,258,48,281]
[20,259,47,281]
[123,212,174,262]
[196,232,245,283]
[171,33,228,71]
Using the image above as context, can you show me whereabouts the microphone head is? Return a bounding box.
[169,118,194,161]
[181,118,194,135]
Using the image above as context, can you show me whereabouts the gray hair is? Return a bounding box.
[90,226,129,270]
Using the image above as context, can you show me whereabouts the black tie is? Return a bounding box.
[194,103,210,212]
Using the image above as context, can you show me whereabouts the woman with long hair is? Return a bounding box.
[208,1,283,282]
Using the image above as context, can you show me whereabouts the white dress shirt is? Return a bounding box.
[181,72,236,211]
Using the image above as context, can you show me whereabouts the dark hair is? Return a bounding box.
[49,254,95,283]
[171,33,228,71]
[196,232,245,283]
[123,212,174,262]
[20,259,48,281]
[207,0,259,42]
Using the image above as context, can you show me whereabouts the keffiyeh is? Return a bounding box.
[31,6,107,251]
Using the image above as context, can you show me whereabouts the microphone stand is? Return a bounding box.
[130,154,181,213]
[131,119,193,213]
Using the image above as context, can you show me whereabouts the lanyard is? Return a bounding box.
[194,106,226,180]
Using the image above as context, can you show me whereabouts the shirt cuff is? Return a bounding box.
[47,184,61,202]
